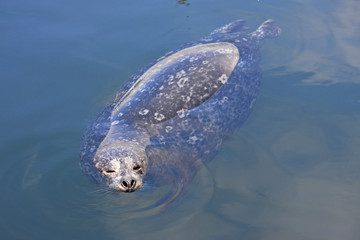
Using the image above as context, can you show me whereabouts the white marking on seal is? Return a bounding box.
[181,95,191,102]
[154,112,165,121]
[139,109,149,115]
[220,96,228,104]
[177,77,189,88]
[216,48,234,54]
[111,120,120,125]
[188,136,199,144]
[218,74,228,84]
[176,70,186,79]
[189,57,199,62]
[165,126,173,133]
[156,92,164,99]
[177,109,187,118]
[238,61,246,68]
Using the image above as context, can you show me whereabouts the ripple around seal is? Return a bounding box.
[83,163,214,218]
[88,164,215,237]
[0,126,215,239]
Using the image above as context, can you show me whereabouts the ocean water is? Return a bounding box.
[1,0,359,239]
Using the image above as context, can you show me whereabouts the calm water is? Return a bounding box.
[1,0,359,239]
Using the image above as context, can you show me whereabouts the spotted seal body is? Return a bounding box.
[80,20,281,192]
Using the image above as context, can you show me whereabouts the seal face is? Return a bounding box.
[94,147,146,192]
[80,19,281,192]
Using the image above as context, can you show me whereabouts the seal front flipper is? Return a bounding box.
[145,139,204,188]
[111,42,240,125]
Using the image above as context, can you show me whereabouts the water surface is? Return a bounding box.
[1,0,359,239]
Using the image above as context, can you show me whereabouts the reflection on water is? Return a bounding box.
[275,0,360,85]
[1,0,360,239]
[177,0,190,5]
[238,69,360,239]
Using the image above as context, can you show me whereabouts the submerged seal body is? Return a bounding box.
[80,20,281,192]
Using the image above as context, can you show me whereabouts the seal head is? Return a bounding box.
[94,146,147,192]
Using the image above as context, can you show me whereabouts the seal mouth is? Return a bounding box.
[114,178,142,192]
[119,185,140,192]
[124,188,136,193]
[110,184,141,192]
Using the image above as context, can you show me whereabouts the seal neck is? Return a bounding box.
[94,122,150,171]
[99,122,150,151]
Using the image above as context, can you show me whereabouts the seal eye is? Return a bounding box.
[103,170,116,174]
[133,165,143,175]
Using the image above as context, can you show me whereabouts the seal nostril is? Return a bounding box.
[130,180,136,188]
[122,181,128,188]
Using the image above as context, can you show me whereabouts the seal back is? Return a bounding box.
[112,42,239,124]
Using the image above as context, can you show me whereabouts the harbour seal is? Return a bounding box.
[80,19,281,192]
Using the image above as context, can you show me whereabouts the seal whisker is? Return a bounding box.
[89,185,113,195]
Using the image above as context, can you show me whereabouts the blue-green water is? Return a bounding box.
[1,0,359,239]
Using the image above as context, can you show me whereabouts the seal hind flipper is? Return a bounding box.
[210,19,248,35]
[250,19,282,40]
